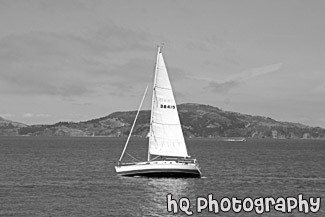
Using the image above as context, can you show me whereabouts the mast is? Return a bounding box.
[147,46,161,161]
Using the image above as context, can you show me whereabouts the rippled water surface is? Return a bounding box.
[0,137,324,216]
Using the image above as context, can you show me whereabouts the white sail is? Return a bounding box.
[148,49,189,158]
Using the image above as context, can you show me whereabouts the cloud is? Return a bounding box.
[185,36,240,66]
[205,63,282,93]
[22,113,33,118]
[0,113,15,119]
[90,25,153,52]
[228,63,282,81]
[207,80,239,93]
[0,31,96,96]
[104,59,153,95]
[0,26,156,97]
[22,113,51,118]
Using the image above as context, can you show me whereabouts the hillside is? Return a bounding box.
[0,117,28,136]
[2,103,325,139]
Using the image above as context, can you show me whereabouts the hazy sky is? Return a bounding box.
[1,0,325,127]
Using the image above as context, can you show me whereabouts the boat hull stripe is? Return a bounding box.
[116,168,201,177]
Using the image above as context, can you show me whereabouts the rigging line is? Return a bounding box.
[125,152,141,162]
[118,85,149,162]
[151,155,161,161]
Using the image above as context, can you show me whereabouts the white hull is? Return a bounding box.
[115,160,201,178]
[221,137,246,141]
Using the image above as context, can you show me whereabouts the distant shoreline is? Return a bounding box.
[1,103,325,139]
[1,135,325,140]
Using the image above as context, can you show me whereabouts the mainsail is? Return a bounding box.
[148,48,189,158]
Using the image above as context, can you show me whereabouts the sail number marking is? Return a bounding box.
[160,104,176,109]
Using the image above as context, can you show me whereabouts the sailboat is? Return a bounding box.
[115,46,201,178]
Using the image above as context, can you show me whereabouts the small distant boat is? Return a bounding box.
[222,137,246,142]
[115,46,201,178]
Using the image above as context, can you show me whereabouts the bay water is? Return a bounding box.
[0,137,324,216]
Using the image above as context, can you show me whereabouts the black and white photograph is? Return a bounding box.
[0,0,324,216]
